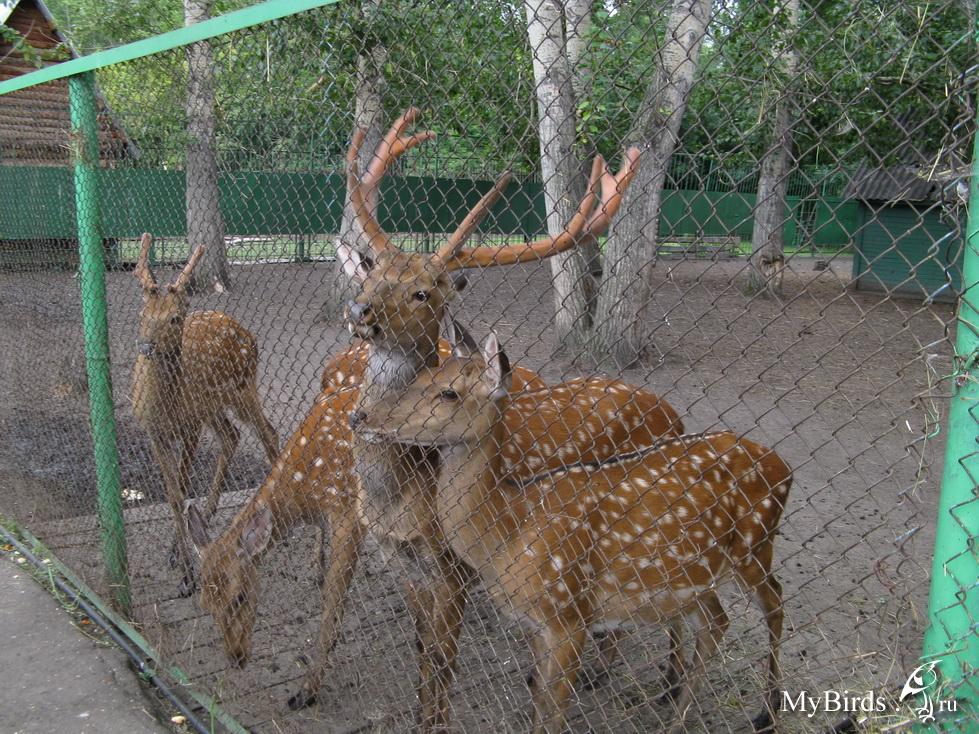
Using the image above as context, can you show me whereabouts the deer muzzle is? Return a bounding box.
[348,410,389,445]
[344,301,378,339]
[348,409,367,430]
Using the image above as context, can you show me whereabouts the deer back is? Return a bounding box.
[180,311,260,395]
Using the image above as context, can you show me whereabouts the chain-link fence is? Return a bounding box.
[1,0,977,731]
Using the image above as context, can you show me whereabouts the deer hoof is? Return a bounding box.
[656,683,682,706]
[750,710,776,733]
[578,664,610,691]
[176,573,196,598]
[287,688,317,711]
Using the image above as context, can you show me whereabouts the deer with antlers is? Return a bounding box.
[188,109,685,714]
[132,234,279,595]
[352,332,792,734]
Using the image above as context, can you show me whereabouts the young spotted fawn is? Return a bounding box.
[352,332,792,734]
[133,234,278,594]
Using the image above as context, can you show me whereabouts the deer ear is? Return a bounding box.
[337,242,372,282]
[237,504,273,559]
[442,315,477,358]
[186,503,212,556]
[481,332,512,398]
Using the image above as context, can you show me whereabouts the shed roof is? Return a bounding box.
[0,0,135,164]
[844,163,942,204]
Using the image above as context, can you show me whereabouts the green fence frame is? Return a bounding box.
[919,76,979,725]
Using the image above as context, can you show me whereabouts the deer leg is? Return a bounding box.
[737,546,784,733]
[657,619,685,704]
[666,592,728,734]
[412,550,473,733]
[579,629,621,690]
[288,512,365,711]
[167,427,201,570]
[529,622,587,734]
[203,414,239,522]
[150,438,196,596]
[238,389,280,465]
[406,581,439,727]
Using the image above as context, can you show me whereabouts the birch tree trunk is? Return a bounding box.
[563,0,602,314]
[525,0,592,352]
[320,0,387,322]
[747,0,801,298]
[591,0,711,368]
[184,0,229,292]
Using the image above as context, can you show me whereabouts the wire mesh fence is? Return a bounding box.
[1,0,977,731]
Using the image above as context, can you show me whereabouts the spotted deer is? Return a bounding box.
[187,109,684,712]
[132,234,279,594]
[352,333,792,734]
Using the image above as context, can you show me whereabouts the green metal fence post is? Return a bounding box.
[68,72,131,616]
[920,91,979,727]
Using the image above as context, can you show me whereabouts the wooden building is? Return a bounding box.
[0,0,135,164]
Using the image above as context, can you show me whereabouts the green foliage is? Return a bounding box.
[0,23,69,67]
[35,0,976,178]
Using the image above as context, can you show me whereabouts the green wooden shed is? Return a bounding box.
[847,164,964,302]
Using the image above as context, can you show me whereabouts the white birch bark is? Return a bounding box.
[525,0,592,351]
[747,0,801,298]
[321,0,387,321]
[592,0,711,367]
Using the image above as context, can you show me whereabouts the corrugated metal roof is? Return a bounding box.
[845,163,941,203]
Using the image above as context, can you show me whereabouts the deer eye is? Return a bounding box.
[413,291,429,302]
[231,591,248,610]
[170,315,181,325]
[440,389,459,401]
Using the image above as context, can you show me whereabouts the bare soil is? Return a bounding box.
[0,253,955,733]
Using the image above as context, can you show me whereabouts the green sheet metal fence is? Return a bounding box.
[0,165,859,247]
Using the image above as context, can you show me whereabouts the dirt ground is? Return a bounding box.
[0,252,955,733]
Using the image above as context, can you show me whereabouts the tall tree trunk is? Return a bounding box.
[525,0,591,352]
[591,0,711,368]
[320,0,387,322]
[184,0,229,292]
[747,0,801,298]
[564,0,602,318]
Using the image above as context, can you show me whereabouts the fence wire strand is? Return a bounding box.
[1,0,977,732]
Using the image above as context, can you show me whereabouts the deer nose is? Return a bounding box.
[349,409,367,430]
[346,301,371,324]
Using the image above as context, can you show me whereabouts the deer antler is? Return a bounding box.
[434,171,514,263]
[346,110,641,270]
[581,147,642,243]
[348,108,436,255]
[134,232,157,290]
[445,147,641,270]
[170,245,206,292]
